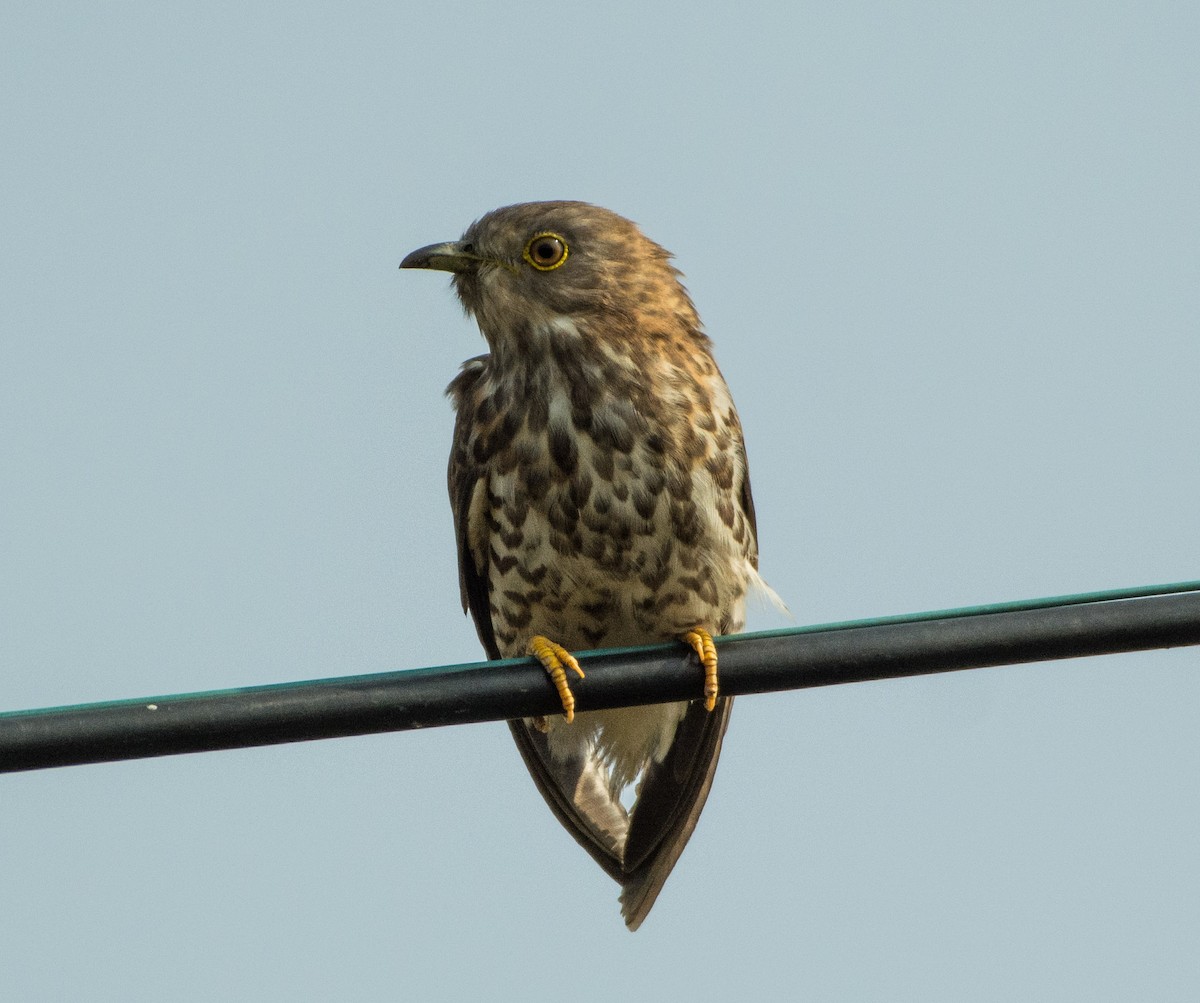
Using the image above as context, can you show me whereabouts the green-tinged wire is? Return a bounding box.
[3,580,1199,773]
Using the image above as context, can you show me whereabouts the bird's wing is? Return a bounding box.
[447,358,631,880]
[738,435,760,568]
[447,404,498,661]
[619,695,734,930]
[619,416,759,929]
[507,722,629,881]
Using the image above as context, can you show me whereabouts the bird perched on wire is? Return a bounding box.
[401,201,775,929]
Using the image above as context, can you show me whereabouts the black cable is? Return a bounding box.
[2,586,1198,774]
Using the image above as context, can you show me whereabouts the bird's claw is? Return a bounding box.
[527,635,585,722]
[681,628,719,711]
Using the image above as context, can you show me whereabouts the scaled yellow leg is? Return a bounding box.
[681,628,719,711]
[527,635,586,723]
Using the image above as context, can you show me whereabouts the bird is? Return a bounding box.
[401,201,773,929]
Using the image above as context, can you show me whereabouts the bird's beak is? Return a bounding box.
[400,241,476,273]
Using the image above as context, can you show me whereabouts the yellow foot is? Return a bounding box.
[527,635,585,723]
[681,628,719,711]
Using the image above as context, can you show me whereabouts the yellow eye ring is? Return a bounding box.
[523,232,569,271]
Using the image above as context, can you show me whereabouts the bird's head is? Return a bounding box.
[401,201,701,356]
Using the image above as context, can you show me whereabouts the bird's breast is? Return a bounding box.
[479,362,753,658]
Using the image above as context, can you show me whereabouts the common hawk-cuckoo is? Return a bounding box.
[402,201,773,929]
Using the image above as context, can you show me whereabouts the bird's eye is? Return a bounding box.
[523,232,568,271]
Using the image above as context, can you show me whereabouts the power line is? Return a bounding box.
[2,582,1198,774]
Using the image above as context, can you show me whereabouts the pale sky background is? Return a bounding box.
[2,4,1198,1000]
